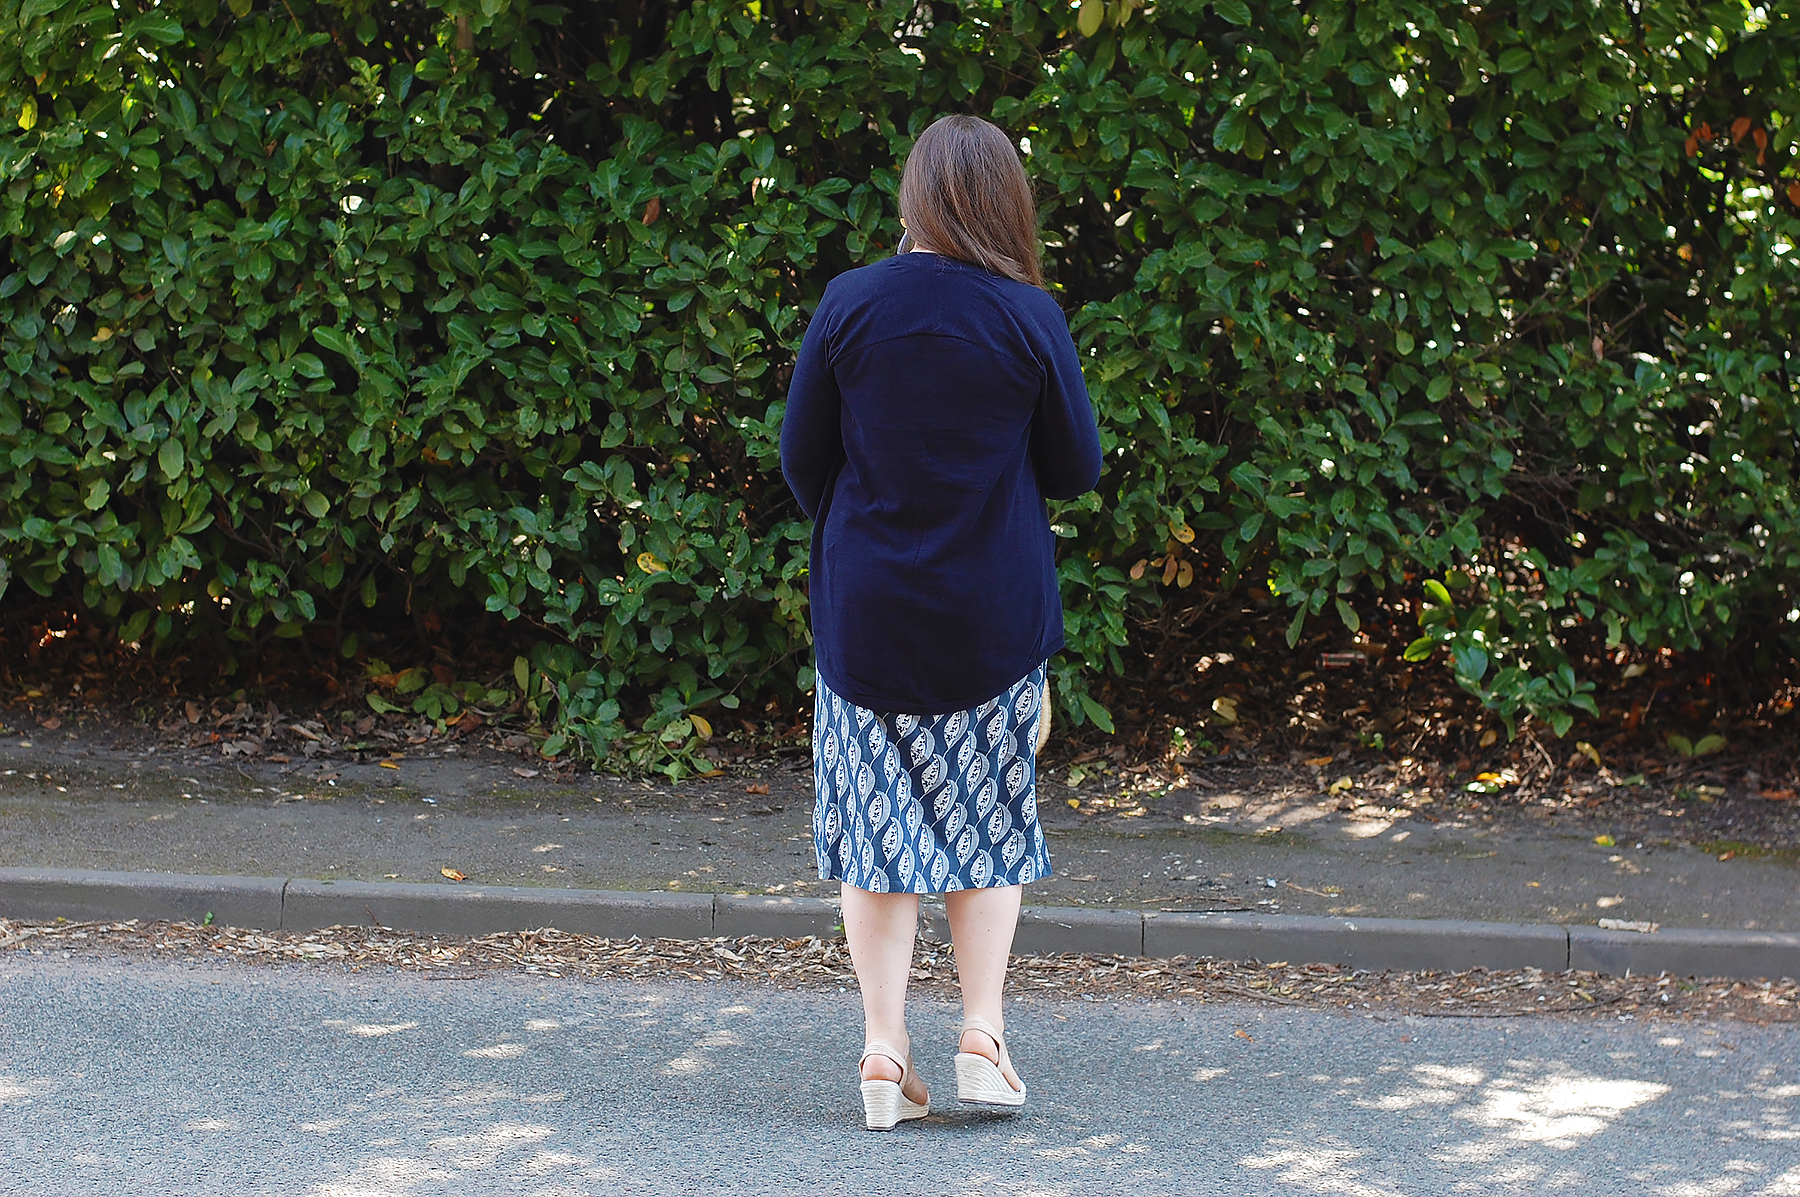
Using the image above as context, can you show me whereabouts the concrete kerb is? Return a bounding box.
[1145,911,1571,974]
[3,869,1796,981]
[282,878,717,940]
[1570,924,1800,980]
[0,867,285,930]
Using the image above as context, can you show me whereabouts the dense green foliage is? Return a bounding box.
[3,0,1798,756]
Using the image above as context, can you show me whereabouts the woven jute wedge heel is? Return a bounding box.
[955,1017,1026,1108]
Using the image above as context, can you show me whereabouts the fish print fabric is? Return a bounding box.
[813,663,1052,893]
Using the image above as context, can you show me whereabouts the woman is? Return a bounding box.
[780,114,1103,1131]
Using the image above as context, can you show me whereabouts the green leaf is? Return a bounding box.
[157,439,185,481]
[1076,693,1115,734]
[120,608,154,643]
[1212,108,1246,154]
[1402,636,1435,662]
[1213,0,1252,24]
[1077,0,1104,36]
[1334,597,1360,632]
[303,491,330,519]
[126,15,185,42]
[313,326,356,359]
[366,693,401,714]
[1666,734,1694,757]
[1496,47,1533,73]
[1692,734,1726,757]
[1451,644,1488,681]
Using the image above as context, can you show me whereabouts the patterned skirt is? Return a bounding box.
[812,663,1052,894]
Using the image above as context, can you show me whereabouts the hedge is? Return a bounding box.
[2,0,1798,760]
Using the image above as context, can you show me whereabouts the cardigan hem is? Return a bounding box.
[814,637,1062,717]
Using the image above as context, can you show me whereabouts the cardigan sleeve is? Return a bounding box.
[1030,310,1104,501]
[780,301,844,520]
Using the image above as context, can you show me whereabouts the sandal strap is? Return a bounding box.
[861,1041,913,1078]
[959,1018,1011,1070]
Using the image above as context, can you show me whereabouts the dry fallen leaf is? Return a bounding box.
[1067,798,1081,809]
[1326,777,1353,795]
[1234,1028,1254,1041]
[1478,728,1498,748]
[39,716,61,731]
[1717,851,1736,862]
[1304,756,1335,767]
[441,868,467,882]
[745,782,770,795]
[379,761,400,770]
[513,768,540,779]
[1761,788,1796,801]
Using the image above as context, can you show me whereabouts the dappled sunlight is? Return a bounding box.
[1230,1044,1800,1194]
[0,1075,52,1105]
[1239,1136,1407,1197]
[427,1123,556,1169]
[303,1088,609,1196]
[1346,1057,1670,1151]
[1461,1068,1669,1145]
[315,1136,615,1197]
[323,1020,421,1039]
[1760,1165,1800,1195]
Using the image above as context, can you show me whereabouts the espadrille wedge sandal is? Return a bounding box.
[860,1042,930,1131]
[955,1018,1026,1108]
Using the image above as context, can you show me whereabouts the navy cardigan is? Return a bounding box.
[780,251,1103,714]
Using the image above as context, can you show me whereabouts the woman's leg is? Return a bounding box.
[840,883,927,1102]
[944,883,1024,1089]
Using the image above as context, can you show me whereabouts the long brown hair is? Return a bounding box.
[898,115,1044,289]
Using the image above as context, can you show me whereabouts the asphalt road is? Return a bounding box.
[2,956,1796,1196]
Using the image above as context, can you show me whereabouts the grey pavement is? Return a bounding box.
[2,954,1798,1195]
[4,738,1799,934]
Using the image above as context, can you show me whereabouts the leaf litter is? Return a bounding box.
[2,917,1792,1025]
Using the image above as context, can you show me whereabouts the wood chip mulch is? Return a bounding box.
[2,917,1793,1025]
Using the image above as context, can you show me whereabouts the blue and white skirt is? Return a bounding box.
[812,663,1053,893]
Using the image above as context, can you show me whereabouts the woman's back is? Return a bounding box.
[782,250,1100,714]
